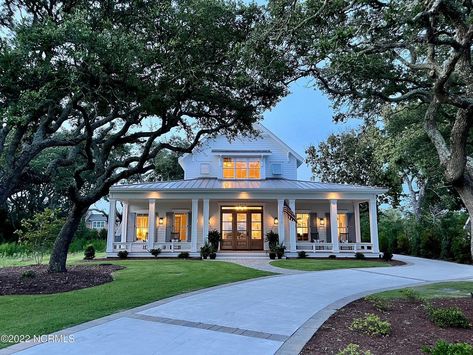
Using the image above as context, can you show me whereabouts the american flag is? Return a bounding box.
[283,201,297,222]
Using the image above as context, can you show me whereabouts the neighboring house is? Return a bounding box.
[106,124,386,257]
[85,211,108,230]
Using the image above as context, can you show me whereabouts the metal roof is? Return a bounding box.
[111,178,387,194]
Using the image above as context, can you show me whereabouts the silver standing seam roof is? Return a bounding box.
[110,178,387,194]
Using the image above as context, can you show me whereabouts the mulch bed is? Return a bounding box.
[0,264,124,295]
[302,297,473,355]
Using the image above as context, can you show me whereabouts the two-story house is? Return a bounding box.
[106,124,385,258]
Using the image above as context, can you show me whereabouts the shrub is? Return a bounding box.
[83,244,96,260]
[365,295,391,311]
[117,250,128,259]
[265,231,279,251]
[355,252,365,260]
[15,209,64,264]
[150,248,161,257]
[178,252,190,259]
[401,288,422,302]
[275,243,286,259]
[382,251,393,261]
[207,230,221,251]
[328,254,337,259]
[298,251,307,258]
[426,306,471,328]
[350,313,391,336]
[422,340,473,355]
[21,270,36,279]
[0,242,28,257]
[337,343,372,355]
[200,242,212,259]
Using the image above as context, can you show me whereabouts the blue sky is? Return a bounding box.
[261,78,361,180]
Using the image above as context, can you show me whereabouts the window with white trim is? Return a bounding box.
[91,221,106,229]
[222,158,260,179]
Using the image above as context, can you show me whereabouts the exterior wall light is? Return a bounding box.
[159,217,164,225]
[274,217,279,225]
[319,217,325,226]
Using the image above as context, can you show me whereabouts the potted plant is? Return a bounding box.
[209,247,217,259]
[269,251,276,260]
[200,242,212,259]
[208,230,221,251]
[276,243,286,259]
[265,230,279,252]
[150,248,161,258]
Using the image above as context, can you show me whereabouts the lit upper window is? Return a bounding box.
[222,158,260,179]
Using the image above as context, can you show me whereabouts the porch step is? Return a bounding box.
[216,252,268,259]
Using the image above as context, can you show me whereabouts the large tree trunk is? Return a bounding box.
[454,182,473,260]
[48,204,88,273]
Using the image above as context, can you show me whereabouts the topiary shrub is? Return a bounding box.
[328,254,337,259]
[422,340,473,355]
[298,251,307,259]
[355,252,365,260]
[84,244,96,260]
[178,251,190,259]
[117,250,128,259]
[337,343,372,355]
[382,251,393,261]
[350,313,391,336]
[150,248,161,257]
[21,270,36,279]
[426,305,471,329]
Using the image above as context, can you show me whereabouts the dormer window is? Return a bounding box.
[222,158,261,179]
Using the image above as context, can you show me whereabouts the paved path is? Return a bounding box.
[4,255,473,355]
[222,257,305,274]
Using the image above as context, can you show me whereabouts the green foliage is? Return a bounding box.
[69,221,106,253]
[350,313,391,336]
[423,340,473,355]
[117,250,128,259]
[401,288,423,302]
[354,252,365,260]
[200,242,213,259]
[265,231,279,251]
[298,251,307,258]
[15,209,64,264]
[0,242,28,257]
[275,242,286,258]
[337,343,372,355]
[207,230,221,251]
[149,248,161,258]
[364,296,391,312]
[426,306,471,329]
[83,245,95,260]
[177,252,190,259]
[20,270,36,279]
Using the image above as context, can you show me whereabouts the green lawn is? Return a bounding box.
[373,281,473,300]
[0,259,272,349]
[270,259,392,271]
[0,252,106,268]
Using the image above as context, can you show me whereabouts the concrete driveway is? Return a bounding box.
[4,255,473,355]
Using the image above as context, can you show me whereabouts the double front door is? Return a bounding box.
[220,206,263,250]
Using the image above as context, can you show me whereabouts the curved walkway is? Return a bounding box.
[4,255,473,355]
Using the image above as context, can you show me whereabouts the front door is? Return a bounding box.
[220,206,263,250]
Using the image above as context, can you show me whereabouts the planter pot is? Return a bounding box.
[269,253,276,260]
[209,253,216,260]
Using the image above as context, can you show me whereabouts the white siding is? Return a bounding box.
[180,129,301,180]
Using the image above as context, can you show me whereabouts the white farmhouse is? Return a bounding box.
[106,124,385,257]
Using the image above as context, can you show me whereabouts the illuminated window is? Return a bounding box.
[296,213,309,241]
[135,214,148,241]
[337,214,348,241]
[172,213,188,241]
[222,158,260,179]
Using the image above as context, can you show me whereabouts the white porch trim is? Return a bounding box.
[329,199,339,253]
[202,199,209,243]
[147,199,156,251]
[369,197,380,253]
[191,199,199,252]
[277,199,285,244]
[289,199,296,252]
[106,199,116,253]
[121,201,129,243]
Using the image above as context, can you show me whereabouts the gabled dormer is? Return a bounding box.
[178,124,304,180]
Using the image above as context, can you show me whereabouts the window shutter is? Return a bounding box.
[347,213,355,242]
[165,212,174,242]
[187,212,192,242]
[127,213,136,242]
[310,213,318,241]
[325,212,331,243]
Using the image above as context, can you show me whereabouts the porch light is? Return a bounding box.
[319,217,325,226]
[159,217,164,225]
[274,217,279,225]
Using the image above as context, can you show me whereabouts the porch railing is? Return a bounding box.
[154,241,192,253]
[112,242,148,253]
[113,240,192,253]
[296,241,374,253]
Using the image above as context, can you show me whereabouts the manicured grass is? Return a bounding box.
[270,259,392,271]
[0,252,105,268]
[0,259,272,349]
[373,281,473,300]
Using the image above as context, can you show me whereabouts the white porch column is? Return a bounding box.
[354,202,362,243]
[202,199,210,243]
[106,199,117,253]
[369,197,380,253]
[289,199,296,252]
[191,199,199,252]
[330,199,339,253]
[121,201,129,243]
[147,199,156,250]
[277,199,285,244]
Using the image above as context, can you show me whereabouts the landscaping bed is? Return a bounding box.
[302,286,473,354]
[270,258,403,271]
[0,264,124,295]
